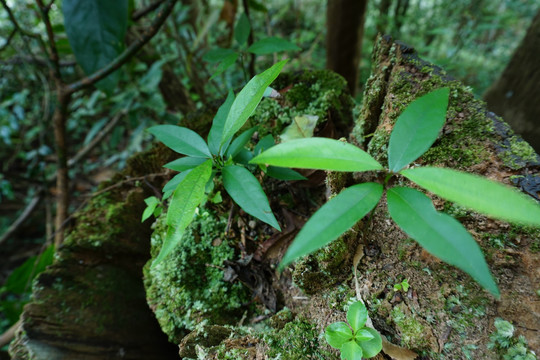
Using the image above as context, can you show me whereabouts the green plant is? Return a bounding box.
[203,12,300,80]
[393,279,410,292]
[487,318,536,360]
[146,60,305,265]
[325,301,382,359]
[250,87,540,297]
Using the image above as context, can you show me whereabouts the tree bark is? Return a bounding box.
[483,9,540,152]
[326,0,368,96]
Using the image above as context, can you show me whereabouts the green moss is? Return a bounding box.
[499,136,537,170]
[144,205,251,343]
[390,305,429,349]
[488,318,536,360]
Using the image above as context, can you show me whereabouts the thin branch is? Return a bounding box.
[132,0,166,21]
[0,28,17,52]
[0,319,21,348]
[0,192,42,247]
[66,0,178,95]
[35,0,61,79]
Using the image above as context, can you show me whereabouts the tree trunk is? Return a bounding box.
[326,0,368,96]
[484,9,540,152]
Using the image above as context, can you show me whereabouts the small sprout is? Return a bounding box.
[393,279,410,292]
[325,301,382,359]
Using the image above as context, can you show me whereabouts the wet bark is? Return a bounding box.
[484,10,540,152]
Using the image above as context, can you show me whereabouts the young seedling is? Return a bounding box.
[325,301,382,359]
[146,61,306,266]
[250,87,540,297]
[393,279,410,292]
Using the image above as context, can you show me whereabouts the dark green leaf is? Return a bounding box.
[208,91,235,155]
[247,37,301,55]
[164,157,207,172]
[251,138,383,172]
[148,125,211,158]
[388,88,450,172]
[387,187,499,297]
[225,127,258,158]
[5,245,54,294]
[325,322,353,349]
[203,47,236,63]
[154,160,213,266]
[222,165,280,230]
[63,0,128,92]
[209,52,239,80]
[233,148,254,165]
[340,340,363,360]
[221,60,287,145]
[248,0,268,12]
[279,183,383,269]
[253,134,275,155]
[347,302,368,332]
[400,167,540,227]
[358,328,383,358]
[266,167,307,180]
[234,13,251,46]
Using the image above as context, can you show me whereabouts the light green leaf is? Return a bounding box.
[208,91,235,155]
[340,340,363,360]
[347,302,368,332]
[400,167,540,227]
[148,125,211,158]
[142,196,160,222]
[222,165,280,230]
[247,37,301,55]
[203,47,236,63]
[153,160,213,266]
[266,167,307,181]
[325,322,353,349]
[358,328,383,358]
[279,183,383,269]
[388,88,450,172]
[280,115,319,142]
[221,60,287,145]
[63,0,128,92]
[234,12,251,46]
[164,157,207,172]
[163,171,191,193]
[225,127,258,158]
[354,329,374,342]
[250,138,383,172]
[387,187,499,297]
[210,52,239,80]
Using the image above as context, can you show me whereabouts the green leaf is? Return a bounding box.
[247,37,301,55]
[208,91,235,155]
[203,47,236,63]
[164,157,207,172]
[251,138,383,172]
[63,0,128,92]
[209,52,239,80]
[225,127,258,158]
[163,171,191,193]
[340,340,363,360]
[148,125,211,158]
[221,60,287,145]
[266,166,307,180]
[388,88,450,172]
[354,329,374,342]
[279,183,383,269]
[4,245,54,294]
[400,167,540,227]
[358,328,383,358]
[387,187,499,297]
[234,13,251,46]
[142,196,160,222]
[347,302,368,332]
[279,115,318,142]
[153,160,213,266]
[253,134,275,155]
[222,165,280,230]
[325,322,353,349]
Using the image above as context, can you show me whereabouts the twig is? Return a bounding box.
[0,28,17,52]
[0,319,21,348]
[66,0,178,95]
[35,0,61,79]
[132,0,166,21]
[0,192,42,246]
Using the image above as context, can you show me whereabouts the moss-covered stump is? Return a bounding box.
[9,147,179,360]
